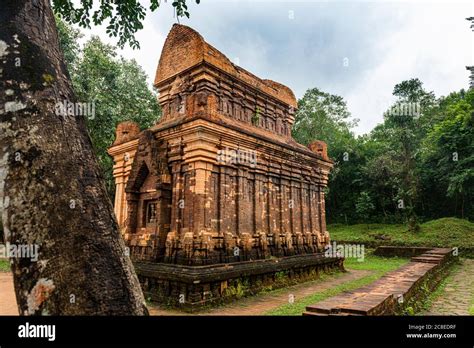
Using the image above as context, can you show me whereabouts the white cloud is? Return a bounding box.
[347,1,473,134]
[74,0,474,135]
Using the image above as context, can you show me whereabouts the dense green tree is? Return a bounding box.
[358,133,400,222]
[355,191,375,229]
[68,34,161,197]
[292,87,358,156]
[292,87,361,223]
[378,79,437,231]
[294,81,473,225]
[56,14,83,70]
[422,89,474,219]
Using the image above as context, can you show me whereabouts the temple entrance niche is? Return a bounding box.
[124,131,172,261]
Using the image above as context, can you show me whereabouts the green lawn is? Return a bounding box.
[329,217,474,250]
[0,259,10,272]
[265,253,409,315]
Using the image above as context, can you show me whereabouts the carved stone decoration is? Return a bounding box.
[113,121,141,146]
[108,24,339,309]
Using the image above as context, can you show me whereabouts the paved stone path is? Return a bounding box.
[0,272,18,315]
[424,259,474,316]
[305,248,453,316]
[148,269,372,316]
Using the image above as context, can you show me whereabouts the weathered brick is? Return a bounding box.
[107,24,337,307]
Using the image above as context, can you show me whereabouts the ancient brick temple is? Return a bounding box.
[108,24,340,308]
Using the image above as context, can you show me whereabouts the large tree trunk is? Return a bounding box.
[0,0,148,315]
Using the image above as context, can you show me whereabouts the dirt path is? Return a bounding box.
[424,259,474,316]
[148,269,372,316]
[0,272,18,315]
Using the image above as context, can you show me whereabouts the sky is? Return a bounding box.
[82,0,474,135]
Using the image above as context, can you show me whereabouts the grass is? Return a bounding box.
[417,259,474,315]
[416,262,461,315]
[329,217,474,250]
[0,259,10,272]
[265,253,409,315]
[343,253,409,272]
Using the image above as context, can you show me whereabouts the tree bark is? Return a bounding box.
[0,0,148,315]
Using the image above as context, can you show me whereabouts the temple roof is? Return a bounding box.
[154,24,297,108]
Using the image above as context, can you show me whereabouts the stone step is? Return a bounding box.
[303,311,330,316]
[304,247,453,316]
[411,256,444,264]
[304,311,352,316]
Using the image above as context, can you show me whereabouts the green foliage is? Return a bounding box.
[224,280,246,299]
[398,258,459,316]
[421,89,474,219]
[56,13,83,71]
[417,262,460,314]
[274,271,287,281]
[379,79,437,230]
[292,87,361,224]
[355,191,375,225]
[329,217,474,250]
[53,0,201,49]
[0,260,10,272]
[295,78,473,226]
[56,18,161,197]
[292,87,358,156]
[251,106,261,126]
